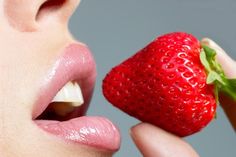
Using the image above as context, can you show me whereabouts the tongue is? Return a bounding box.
[34,116,121,151]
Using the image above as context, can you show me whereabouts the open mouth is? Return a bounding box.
[36,81,85,121]
[32,43,120,152]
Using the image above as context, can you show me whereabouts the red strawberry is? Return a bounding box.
[102,32,236,136]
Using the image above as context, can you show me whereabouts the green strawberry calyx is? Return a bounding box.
[200,45,236,104]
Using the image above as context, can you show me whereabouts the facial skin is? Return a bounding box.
[0,0,113,156]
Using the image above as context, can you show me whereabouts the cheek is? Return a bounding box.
[0,31,65,156]
[0,27,69,111]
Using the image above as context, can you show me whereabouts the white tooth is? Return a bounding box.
[52,81,84,107]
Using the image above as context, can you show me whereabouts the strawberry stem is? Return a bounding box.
[200,45,236,103]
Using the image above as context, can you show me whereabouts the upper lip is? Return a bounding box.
[32,43,96,120]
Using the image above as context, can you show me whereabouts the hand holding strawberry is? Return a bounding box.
[102,32,236,136]
[130,38,236,157]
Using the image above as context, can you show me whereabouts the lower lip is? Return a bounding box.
[34,116,121,151]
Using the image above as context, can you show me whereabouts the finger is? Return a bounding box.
[130,123,199,157]
[201,38,236,130]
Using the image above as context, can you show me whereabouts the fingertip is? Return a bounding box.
[130,123,149,137]
[130,123,199,157]
[130,123,162,157]
[201,38,211,45]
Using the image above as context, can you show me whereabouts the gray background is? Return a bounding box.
[69,0,236,156]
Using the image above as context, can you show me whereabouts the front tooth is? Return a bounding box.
[52,81,84,107]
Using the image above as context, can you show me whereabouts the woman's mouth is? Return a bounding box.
[32,43,121,152]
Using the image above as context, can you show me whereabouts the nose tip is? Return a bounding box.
[3,0,81,32]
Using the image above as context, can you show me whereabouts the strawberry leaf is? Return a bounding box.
[207,71,225,85]
[201,45,236,101]
[228,79,236,89]
[202,45,224,73]
[200,50,211,72]
[202,45,216,62]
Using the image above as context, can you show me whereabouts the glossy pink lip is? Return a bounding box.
[33,43,121,151]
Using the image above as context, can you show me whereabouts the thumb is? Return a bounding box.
[130,123,199,157]
[201,38,236,130]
